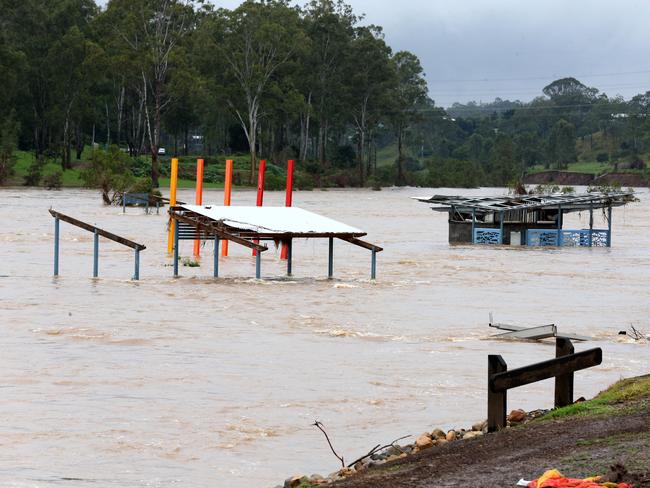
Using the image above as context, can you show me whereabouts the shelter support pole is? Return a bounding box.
[194,158,204,257]
[471,208,476,244]
[222,159,233,257]
[487,355,508,432]
[133,249,140,280]
[213,236,219,278]
[287,240,292,276]
[54,217,60,276]
[173,220,179,278]
[557,205,563,246]
[371,250,377,280]
[255,251,261,279]
[328,237,334,279]
[589,204,594,247]
[554,338,574,408]
[93,229,99,278]
[167,158,179,254]
[499,211,504,244]
[607,206,612,247]
[281,159,294,260]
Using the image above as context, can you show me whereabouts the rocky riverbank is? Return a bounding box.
[277,408,549,488]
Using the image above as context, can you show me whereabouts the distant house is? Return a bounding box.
[414,192,634,247]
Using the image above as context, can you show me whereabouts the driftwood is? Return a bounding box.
[312,420,410,470]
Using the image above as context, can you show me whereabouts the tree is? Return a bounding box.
[547,119,577,169]
[210,0,305,183]
[81,146,136,204]
[390,51,427,185]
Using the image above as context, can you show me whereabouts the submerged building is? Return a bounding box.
[414,192,634,247]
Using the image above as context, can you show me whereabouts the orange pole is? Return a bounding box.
[221,159,233,256]
[280,159,294,260]
[253,160,266,256]
[166,157,179,254]
[193,158,204,257]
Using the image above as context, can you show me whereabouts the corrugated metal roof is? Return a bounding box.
[179,205,364,235]
[412,191,634,213]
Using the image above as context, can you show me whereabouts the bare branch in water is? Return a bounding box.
[347,435,411,468]
[313,421,345,468]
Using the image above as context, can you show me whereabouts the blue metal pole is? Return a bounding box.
[471,208,476,244]
[371,250,376,280]
[557,205,562,246]
[173,220,179,277]
[287,240,292,276]
[54,217,60,276]
[607,206,612,247]
[328,237,334,279]
[499,211,504,245]
[93,229,99,278]
[589,204,593,247]
[255,250,261,279]
[213,236,219,278]
[134,249,140,280]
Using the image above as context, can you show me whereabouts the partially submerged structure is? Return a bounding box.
[414,192,633,247]
[169,205,383,279]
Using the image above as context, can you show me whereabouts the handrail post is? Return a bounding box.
[54,217,60,276]
[133,249,140,280]
[255,250,261,279]
[555,337,574,407]
[93,229,99,278]
[371,250,377,280]
[487,355,508,432]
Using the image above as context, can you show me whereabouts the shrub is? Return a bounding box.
[43,169,62,190]
[596,152,609,162]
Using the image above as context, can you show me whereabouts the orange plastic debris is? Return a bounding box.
[528,469,633,488]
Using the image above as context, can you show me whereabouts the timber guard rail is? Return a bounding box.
[487,337,602,432]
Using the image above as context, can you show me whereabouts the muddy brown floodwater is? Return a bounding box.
[1,186,649,487]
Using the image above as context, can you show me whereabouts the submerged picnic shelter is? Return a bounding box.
[169,205,383,278]
[414,191,634,247]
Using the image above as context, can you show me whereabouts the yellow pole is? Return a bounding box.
[167,157,179,254]
[221,159,233,256]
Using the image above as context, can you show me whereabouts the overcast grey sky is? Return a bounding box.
[208,0,650,107]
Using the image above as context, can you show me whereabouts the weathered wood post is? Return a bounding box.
[499,211,504,244]
[487,355,508,432]
[555,337,574,407]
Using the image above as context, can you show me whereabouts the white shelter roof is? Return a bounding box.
[179,205,364,235]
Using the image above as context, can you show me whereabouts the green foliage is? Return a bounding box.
[426,159,484,188]
[43,169,63,190]
[0,114,19,184]
[24,158,43,186]
[81,146,136,204]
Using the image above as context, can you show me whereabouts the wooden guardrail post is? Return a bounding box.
[555,337,575,407]
[487,355,508,432]
[487,339,602,433]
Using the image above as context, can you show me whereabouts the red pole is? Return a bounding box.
[253,160,266,256]
[280,159,294,260]
[193,158,204,257]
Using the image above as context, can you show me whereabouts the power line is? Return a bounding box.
[428,69,650,84]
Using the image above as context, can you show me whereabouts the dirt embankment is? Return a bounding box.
[330,376,650,488]
[524,171,649,187]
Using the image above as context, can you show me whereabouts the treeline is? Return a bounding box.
[426,77,650,186]
[0,0,428,188]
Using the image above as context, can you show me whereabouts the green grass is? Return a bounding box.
[541,375,650,421]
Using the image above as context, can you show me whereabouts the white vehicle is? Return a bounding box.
[157,147,166,155]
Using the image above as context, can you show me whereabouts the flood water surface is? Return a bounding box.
[1,187,649,487]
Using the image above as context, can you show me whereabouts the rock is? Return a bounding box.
[415,432,434,450]
[431,428,446,439]
[384,445,402,457]
[284,475,306,488]
[386,453,408,462]
[472,420,487,432]
[338,467,355,478]
[446,430,457,441]
[463,431,483,440]
[508,409,526,423]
